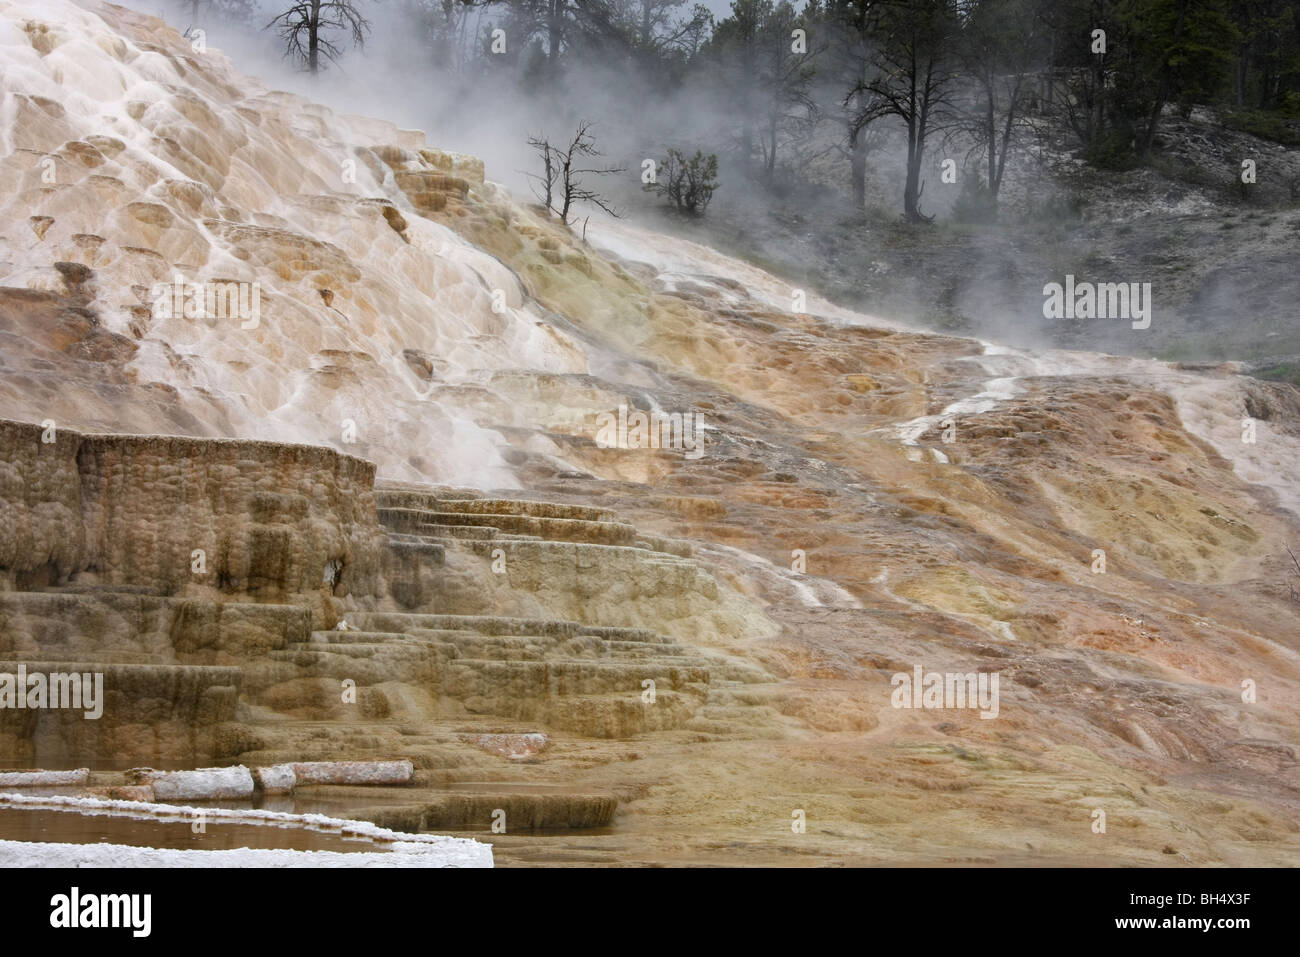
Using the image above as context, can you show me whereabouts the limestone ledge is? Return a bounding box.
[0,418,385,601]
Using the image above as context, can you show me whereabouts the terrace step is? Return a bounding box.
[376,507,637,545]
[449,538,694,566]
[347,611,579,638]
[0,660,243,682]
[636,536,694,558]
[32,583,166,596]
[444,658,710,699]
[377,494,696,561]
[267,643,440,684]
[605,640,691,658]
[307,630,419,645]
[441,499,617,523]
[0,660,243,765]
[0,591,312,660]
[358,790,618,831]
[307,629,689,661]
[271,643,440,663]
[541,691,702,737]
[576,624,662,643]
[414,523,501,540]
[383,537,446,563]
[450,640,700,667]
[345,612,673,644]
[434,682,703,735]
[375,483,482,502]
[374,490,616,523]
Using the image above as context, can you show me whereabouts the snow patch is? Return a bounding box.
[125,766,254,800]
[0,769,89,787]
[0,791,493,867]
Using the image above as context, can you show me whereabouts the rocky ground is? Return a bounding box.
[622,107,1300,373]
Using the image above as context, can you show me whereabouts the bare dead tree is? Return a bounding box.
[825,0,887,211]
[556,121,625,225]
[1287,545,1300,603]
[526,133,559,213]
[955,0,1048,207]
[853,0,962,222]
[838,85,890,211]
[267,0,371,74]
[530,121,624,225]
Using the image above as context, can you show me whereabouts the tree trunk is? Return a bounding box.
[903,116,922,220]
[1092,59,1104,144]
[1046,33,1056,105]
[767,116,777,177]
[1235,46,1248,107]
[549,0,563,64]
[849,121,865,210]
[904,53,935,222]
[993,86,1017,200]
[1138,0,1190,159]
[308,0,321,75]
[990,73,1023,202]
[741,42,755,177]
[543,150,554,215]
[985,79,997,195]
[640,1,652,50]
[903,44,921,220]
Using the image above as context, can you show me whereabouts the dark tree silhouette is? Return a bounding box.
[854,0,961,221]
[526,133,560,213]
[267,1,371,74]
[528,121,625,225]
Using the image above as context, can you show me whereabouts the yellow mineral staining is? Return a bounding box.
[23,19,59,55]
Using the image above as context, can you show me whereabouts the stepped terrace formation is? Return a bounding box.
[0,0,1297,866]
[0,416,776,843]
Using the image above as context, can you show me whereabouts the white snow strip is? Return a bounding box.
[126,766,254,800]
[0,791,493,867]
[289,760,414,786]
[0,838,489,868]
[0,769,89,787]
[254,765,297,795]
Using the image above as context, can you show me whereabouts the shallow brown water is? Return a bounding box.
[0,807,383,854]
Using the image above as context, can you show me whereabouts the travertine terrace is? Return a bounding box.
[0,0,1298,866]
